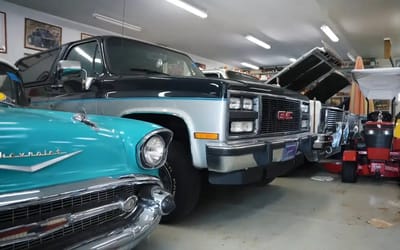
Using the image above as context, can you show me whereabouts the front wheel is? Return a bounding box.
[341,161,357,183]
[159,141,201,223]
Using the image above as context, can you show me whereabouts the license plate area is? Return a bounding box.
[272,142,298,162]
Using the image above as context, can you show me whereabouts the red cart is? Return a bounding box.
[325,67,400,182]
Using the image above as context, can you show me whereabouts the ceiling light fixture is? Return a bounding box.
[241,62,259,70]
[245,35,271,50]
[320,25,339,42]
[289,58,297,63]
[93,13,142,32]
[165,0,208,19]
[346,52,355,62]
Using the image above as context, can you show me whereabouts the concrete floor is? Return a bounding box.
[137,164,400,250]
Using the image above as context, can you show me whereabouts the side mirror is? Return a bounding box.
[57,60,82,80]
[56,60,94,91]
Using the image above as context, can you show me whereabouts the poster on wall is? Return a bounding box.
[0,11,6,53]
[24,18,62,51]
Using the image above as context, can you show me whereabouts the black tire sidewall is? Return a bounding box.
[342,161,357,183]
[160,140,201,223]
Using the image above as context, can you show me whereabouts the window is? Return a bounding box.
[17,48,61,84]
[204,73,221,79]
[105,37,204,77]
[66,41,104,77]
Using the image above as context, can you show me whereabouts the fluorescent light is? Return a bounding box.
[165,0,207,19]
[245,35,271,50]
[320,25,339,42]
[75,47,102,63]
[346,52,355,62]
[289,58,297,63]
[93,13,142,32]
[241,62,259,70]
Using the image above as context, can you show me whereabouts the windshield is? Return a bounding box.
[105,37,204,78]
[226,71,260,82]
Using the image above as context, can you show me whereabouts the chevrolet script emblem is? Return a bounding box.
[0,150,82,172]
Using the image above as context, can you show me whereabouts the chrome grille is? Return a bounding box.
[320,108,344,132]
[260,96,301,134]
[4,210,121,250]
[0,185,136,229]
[0,184,138,249]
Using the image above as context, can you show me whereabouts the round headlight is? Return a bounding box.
[141,135,166,169]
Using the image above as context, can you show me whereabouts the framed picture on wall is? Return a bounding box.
[0,11,6,53]
[81,33,93,40]
[24,18,62,51]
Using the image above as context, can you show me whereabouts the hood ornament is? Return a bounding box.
[73,110,97,128]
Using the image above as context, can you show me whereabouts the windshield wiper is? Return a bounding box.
[129,68,169,76]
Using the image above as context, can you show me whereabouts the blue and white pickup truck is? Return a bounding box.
[0,59,174,250]
[17,36,316,221]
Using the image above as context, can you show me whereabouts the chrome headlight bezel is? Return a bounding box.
[137,129,172,169]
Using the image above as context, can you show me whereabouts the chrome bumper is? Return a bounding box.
[206,132,315,173]
[70,185,174,250]
[312,133,333,150]
[0,176,174,250]
[71,200,164,250]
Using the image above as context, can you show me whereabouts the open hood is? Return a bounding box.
[352,67,400,99]
[266,47,351,102]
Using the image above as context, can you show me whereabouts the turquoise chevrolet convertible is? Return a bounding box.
[0,59,174,249]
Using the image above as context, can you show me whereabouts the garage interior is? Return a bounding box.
[1,0,400,249]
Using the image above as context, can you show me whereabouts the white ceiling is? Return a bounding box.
[6,0,400,68]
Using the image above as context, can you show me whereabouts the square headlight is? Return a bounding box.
[243,98,253,110]
[229,97,241,110]
[230,121,254,133]
[301,103,309,113]
[301,120,309,128]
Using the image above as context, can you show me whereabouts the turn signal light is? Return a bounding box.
[194,132,219,140]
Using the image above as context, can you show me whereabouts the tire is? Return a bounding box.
[159,140,201,223]
[341,161,357,183]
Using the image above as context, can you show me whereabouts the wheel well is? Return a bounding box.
[122,113,190,146]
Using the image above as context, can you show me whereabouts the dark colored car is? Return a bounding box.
[27,28,58,49]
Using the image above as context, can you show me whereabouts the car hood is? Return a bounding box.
[107,75,307,100]
[265,47,351,102]
[0,105,161,194]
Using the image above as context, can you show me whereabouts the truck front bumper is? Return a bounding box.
[206,133,316,184]
[310,133,343,162]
